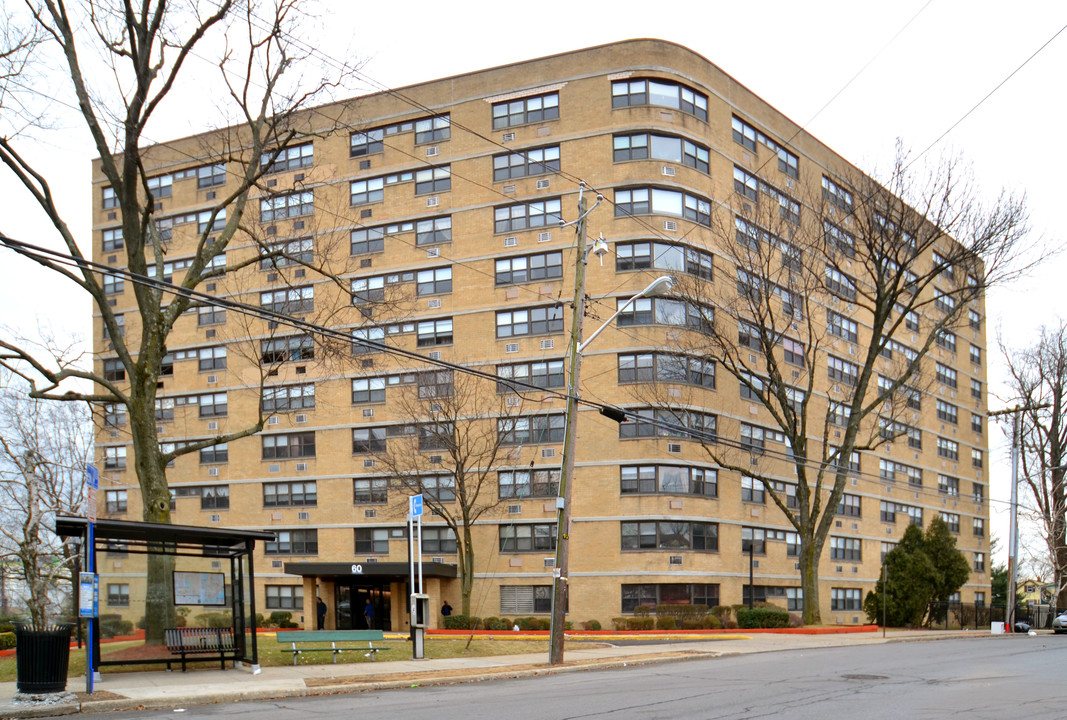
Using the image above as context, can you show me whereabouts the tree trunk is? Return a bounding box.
[800,535,822,625]
[459,524,475,617]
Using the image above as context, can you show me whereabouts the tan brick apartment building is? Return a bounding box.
[92,39,990,631]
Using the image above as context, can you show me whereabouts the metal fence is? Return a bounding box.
[925,602,1007,630]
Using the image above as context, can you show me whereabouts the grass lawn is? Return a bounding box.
[0,636,556,682]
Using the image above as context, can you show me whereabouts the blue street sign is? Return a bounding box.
[85,464,99,490]
[410,494,423,517]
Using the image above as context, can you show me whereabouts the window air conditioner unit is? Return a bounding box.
[506,396,521,407]
[426,146,438,157]
[661,166,675,177]
[505,343,519,353]
[541,448,556,458]
[295,462,307,471]
[503,184,517,194]
[664,220,677,231]
[208,421,218,431]
[669,555,682,565]
[269,464,280,473]
[363,408,374,418]
[502,132,515,142]
[429,455,443,464]
[295,414,307,423]
[508,505,522,514]
[537,231,551,243]
[365,509,376,518]
[298,511,309,520]
[207,375,218,384]
[426,197,439,207]
[364,458,375,468]
[428,299,442,309]
[428,351,441,360]
[210,514,220,523]
[272,561,283,568]
[427,247,440,258]
[504,236,518,247]
[211,561,221,569]
[667,443,682,453]
[540,339,554,350]
[432,557,445,564]
[366,557,378,563]
[544,558,556,568]
[271,512,282,520]
[268,416,279,425]
[536,179,550,189]
[208,467,219,477]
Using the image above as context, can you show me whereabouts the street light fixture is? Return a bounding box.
[546,186,675,666]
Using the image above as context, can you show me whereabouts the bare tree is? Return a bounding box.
[366,369,532,616]
[0,371,91,628]
[1002,322,1067,609]
[0,0,348,641]
[661,149,1031,624]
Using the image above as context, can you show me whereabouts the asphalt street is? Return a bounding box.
[62,636,1067,720]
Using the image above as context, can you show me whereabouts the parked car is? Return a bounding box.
[1051,612,1067,634]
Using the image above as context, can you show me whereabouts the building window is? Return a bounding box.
[102,186,118,208]
[611,79,708,120]
[621,583,719,613]
[496,251,564,285]
[107,583,130,607]
[936,437,959,461]
[198,392,227,418]
[497,359,565,392]
[198,346,227,372]
[420,473,455,502]
[613,133,710,174]
[352,377,386,404]
[352,427,387,454]
[822,176,853,210]
[105,489,127,513]
[972,448,984,468]
[421,526,457,554]
[260,237,313,269]
[262,432,316,459]
[740,424,766,453]
[939,512,960,534]
[416,266,452,296]
[416,216,452,246]
[261,335,314,363]
[934,290,956,314]
[102,228,124,252]
[496,306,563,338]
[620,465,717,497]
[971,379,982,399]
[354,528,390,554]
[969,344,982,365]
[828,355,859,386]
[263,383,315,413]
[260,190,313,222]
[351,226,387,255]
[262,142,313,173]
[104,359,125,382]
[974,483,985,503]
[615,241,713,280]
[261,286,314,315]
[971,413,983,433]
[614,187,711,227]
[493,145,560,182]
[617,353,715,388]
[838,494,862,517]
[265,585,303,610]
[350,128,384,157]
[969,310,981,331]
[936,400,959,424]
[416,318,453,346]
[741,477,765,504]
[974,518,985,537]
[350,177,386,205]
[619,408,716,442]
[265,529,318,555]
[499,414,565,445]
[498,469,561,499]
[200,485,229,510]
[198,305,226,326]
[492,92,559,129]
[827,311,858,343]
[824,267,857,301]
[197,163,226,188]
[831,588,862,611]
[495,520,554,554]
[415,166,451,194]
[200,443,228,464]
[415,115,450,144]
[353,477,388,504]
[263,481,316,507]
[830,537,862,561]
[494,197,563,233]
[935,363,958,388]
[499,585,552,614]
[103,403,126,428]
[731,116,799,177]
[104,447,127,471]
[616,297,712,332]
[741,527,766,554]
[621,521,718,551]
[935,329,957,352]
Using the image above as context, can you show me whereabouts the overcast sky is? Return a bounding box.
[2,0,1064,564]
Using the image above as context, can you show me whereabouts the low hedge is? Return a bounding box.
[442,614,481,630]
[735,606,790,629]
[0,632,14,650]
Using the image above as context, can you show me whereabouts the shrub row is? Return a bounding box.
[442,615,579,631]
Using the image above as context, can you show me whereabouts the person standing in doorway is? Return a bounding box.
[363,597,375,629]
[441,600,452,617]
[316,597,327,630]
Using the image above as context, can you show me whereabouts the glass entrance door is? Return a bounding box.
[333,582,391,630]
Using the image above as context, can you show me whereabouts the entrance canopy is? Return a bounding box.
[283,561,458,579]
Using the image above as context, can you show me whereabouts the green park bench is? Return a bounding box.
[277,629,386,665]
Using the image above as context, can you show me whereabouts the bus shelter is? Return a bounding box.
[55,517,274,671]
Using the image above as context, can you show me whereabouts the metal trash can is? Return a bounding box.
[14,623,72,694]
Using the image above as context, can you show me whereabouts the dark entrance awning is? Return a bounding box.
[283,561,458,579]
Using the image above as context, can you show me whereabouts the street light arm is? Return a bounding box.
[578,275,674,354]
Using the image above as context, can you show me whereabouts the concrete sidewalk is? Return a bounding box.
[0,629,1004,717]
